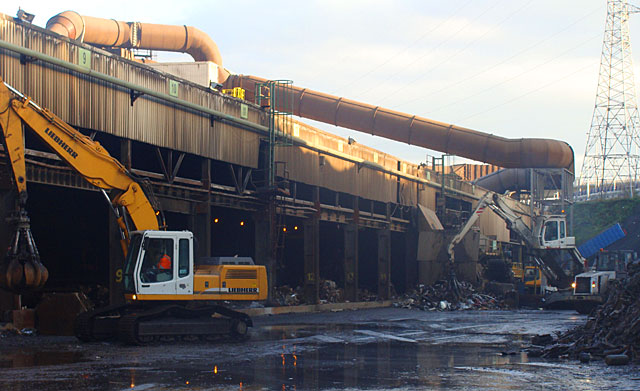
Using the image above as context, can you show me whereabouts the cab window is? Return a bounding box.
[178,239,190,278]
[140,238,174,283]
[544,221,558,242]
[559,221,566,238]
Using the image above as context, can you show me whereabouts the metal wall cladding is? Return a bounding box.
[418,185,437,211]
[477,208,510,242]
[0,16,262,168]
[276,119,398,203]
[0,15,24,90]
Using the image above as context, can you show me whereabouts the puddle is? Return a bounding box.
[0,350,84,368]
[0,311,634,390]
[117,339,530,390]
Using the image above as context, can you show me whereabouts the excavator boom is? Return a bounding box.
[0,78,160,291]
[0,79,159,231]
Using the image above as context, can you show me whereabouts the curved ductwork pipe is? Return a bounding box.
[46,11,229,82]
[46,11,574,170]
[474,168,568,193]
[473,168,531,193]
[225,75,575,170]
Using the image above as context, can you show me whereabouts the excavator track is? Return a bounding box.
[74,303,129,342]
[115,304,252,345]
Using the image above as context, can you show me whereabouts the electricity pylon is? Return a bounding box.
[579,0,640,199]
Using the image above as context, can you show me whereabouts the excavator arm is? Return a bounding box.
[447,190,583,288]
[0,78,161,291]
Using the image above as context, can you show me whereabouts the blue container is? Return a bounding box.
[578,223,626,258]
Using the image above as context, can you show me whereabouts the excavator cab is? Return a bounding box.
[123,231,194,298]
[123,230,267,302]
[539,216,575,249]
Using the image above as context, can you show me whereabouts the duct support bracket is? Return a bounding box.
[129,89,144,106]
[19,54,37,65]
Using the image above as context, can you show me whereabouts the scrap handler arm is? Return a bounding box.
[0,78,161,291]
[447,191,583,288]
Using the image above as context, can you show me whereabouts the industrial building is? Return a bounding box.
[0,11,575,323]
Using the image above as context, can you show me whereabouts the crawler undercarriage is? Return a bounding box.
[75,303,252,345]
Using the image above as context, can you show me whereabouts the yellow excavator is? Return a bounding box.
[0,78,267,344]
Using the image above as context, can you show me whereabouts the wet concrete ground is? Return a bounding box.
[0,308,639,390]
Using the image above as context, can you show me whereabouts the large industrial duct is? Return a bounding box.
[474,167,570,194]
[46,12,575,170]
[225,75,574,169]
[46,11,229,82]
[473,168,531,193]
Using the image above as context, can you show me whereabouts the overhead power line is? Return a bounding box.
[392,5,602,110]
[330,0,476,94]
[356,0,531,101]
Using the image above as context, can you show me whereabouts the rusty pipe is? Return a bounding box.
[45,11,574,169]
[225,75,575,170]
[46,11,229,82]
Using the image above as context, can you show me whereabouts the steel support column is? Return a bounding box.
[377,228,391,300]
[254,212,274,302]
[0,189,17,312]
[343,223,358,302]
[191,158,212,258]
[303,216,320,304]
[108,211,125,305]
[120,139,132,171]
[404,229,418,291]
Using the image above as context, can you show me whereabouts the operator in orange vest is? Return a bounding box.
[157,253,171,270]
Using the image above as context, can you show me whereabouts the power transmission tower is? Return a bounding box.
[579,0,640,199]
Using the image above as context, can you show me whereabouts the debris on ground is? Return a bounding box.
[273,285,303,306]
[319,280,344,304]
[79,284,109,308]
[531,262,640,363]
[394,280,507,311]
[273,279,508,310]
[0,323,36,337]
[274,280,346,306]
[357,289,378,302]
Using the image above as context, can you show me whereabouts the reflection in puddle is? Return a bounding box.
[0,350,84,368]
[122,336,528,390]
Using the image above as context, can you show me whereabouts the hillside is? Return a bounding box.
[572,197,640,248]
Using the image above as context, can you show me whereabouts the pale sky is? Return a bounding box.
[1,1,633,173]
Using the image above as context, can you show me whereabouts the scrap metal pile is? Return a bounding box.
[273,285,303,306]
[273,278,510,310]
[534,263,640,363]
[394,280,507,311]
[273,280,345,306]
